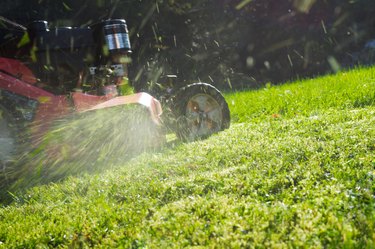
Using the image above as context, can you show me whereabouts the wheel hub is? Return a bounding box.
[185,93,223,138]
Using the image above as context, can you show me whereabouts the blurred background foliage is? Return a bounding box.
[1,0,375,90]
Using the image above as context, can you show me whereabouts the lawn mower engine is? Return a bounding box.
[26,19,131,95]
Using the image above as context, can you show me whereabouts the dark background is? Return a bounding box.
[1,0,375,90]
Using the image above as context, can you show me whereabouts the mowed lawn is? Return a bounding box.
[0,66,374,248]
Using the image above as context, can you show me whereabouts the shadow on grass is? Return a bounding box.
[0,105,172,205]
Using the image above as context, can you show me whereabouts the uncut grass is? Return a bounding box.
[226,66,375,122]
[0,67,374,247]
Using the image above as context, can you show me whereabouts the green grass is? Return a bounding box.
[0,66,374,248]
[226,68,375,122]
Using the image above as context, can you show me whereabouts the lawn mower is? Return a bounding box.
[0,17,230,166]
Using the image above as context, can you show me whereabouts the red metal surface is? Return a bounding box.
[0,70,53,100]
[72,91,162,125]
[71,92,115,112]
[0,57,37,84]
[86,92,163,125]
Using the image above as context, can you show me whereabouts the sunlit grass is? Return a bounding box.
[226,66,375,123]
[0,66,374,248]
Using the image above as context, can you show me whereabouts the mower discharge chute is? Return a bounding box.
[0,17,230,165]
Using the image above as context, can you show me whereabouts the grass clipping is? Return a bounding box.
[11,105,164,188]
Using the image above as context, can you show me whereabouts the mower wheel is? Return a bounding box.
[0,105,18,166]
[173,83,230,141]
